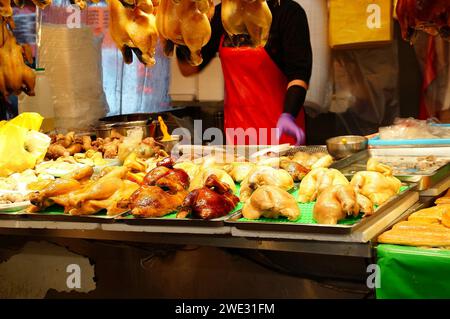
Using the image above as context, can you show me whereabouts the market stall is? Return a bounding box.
[0,0,450,301]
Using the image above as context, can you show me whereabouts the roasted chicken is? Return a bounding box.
[0,18,35,97]
[313,184,373,225]
[257,157,309,182]
[224,162,255,183]
[240,166,294,202]
[189,167,236,192]
[242,185,300,221]
[156,0,215,66]
[108,0,158,66]
[297,168,349,203]
[128,157,190,218]
[291,152,333,170]
[28,166,94,211]
[350,160,402,206]
[396,0,450,42]
[177,175,239,220]
[221,0,272,47]
[14,0,52,10]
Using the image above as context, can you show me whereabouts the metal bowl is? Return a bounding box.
[326,135,368,159]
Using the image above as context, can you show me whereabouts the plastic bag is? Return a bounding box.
[330,40,400,135]
[329,0,393,49]
[8,112,43,131]
[379,117,450,139]
[0,113,50,177]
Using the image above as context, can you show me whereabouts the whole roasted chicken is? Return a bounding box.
[108,0,158,66]
[396,0,450,42]
[291,152,333,170]
[240,166,294,202]
[0,18,35,97]
[242,185,300,221]
[128,157,190,217]
[313,184,373,225]
[177,175,239,220]
[297,168,349,203]
[189,166,236,192]
[221,0,272,47]
[156,0,215,66]
[350,159,402,206]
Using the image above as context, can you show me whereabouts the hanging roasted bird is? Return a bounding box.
[156,0,215,66]
[13,0,52,10]
[0,18,36,97]
[396,0,450,42]
[108,0,159,66]
[221,0,272,47]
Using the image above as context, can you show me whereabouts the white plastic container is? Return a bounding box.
[18,68,55,132]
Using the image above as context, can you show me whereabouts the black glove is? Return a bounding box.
[175,45,191,63]
[283,85,307,118]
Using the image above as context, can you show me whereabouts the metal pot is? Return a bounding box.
[95,120,157,138]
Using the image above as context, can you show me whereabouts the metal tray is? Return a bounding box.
[13,206,122,223]
[225,185,416,235]
[330,148,450,191]
[115,211,241,227]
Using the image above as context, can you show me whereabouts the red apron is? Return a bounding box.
[219,37,305,145]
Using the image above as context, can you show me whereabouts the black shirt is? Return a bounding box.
[199,0,313,84]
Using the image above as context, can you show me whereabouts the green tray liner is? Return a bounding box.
[376,244,450,299]
[237,185,410,225]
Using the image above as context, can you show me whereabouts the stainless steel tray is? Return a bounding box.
[225,184,416,235]
[115,211,240,227]
[330,148,450,191]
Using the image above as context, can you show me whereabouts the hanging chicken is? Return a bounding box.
[108,0,159,66]
[221,0,272,47]
[0,18,36,97]
[1,0,52,17]
[156,0,215,66]
[396,0,450,42]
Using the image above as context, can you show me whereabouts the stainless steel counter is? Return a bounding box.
[0,191,419,258]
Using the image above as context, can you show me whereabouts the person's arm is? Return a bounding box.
[281,3,313,118]
[276,3,312,145]
[176,4,223,77]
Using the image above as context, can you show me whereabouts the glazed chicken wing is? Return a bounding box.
[177,175,239,220]
[242,185,300,221]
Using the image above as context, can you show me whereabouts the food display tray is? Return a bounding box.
[225,185,414,235]
[115,197,244,227]
[330,148,450,191]
[368,124,450,148]
[11,206,121,223]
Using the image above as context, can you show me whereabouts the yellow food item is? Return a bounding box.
[408,205,450,224]
[8,112,43,131]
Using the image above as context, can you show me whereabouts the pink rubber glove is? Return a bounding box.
[276,113,306,146]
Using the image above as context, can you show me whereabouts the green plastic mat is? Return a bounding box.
[377,244,450,299]
[31,205,117,219]
[237,185,409,225]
